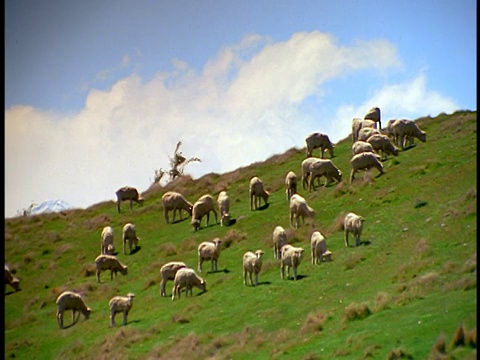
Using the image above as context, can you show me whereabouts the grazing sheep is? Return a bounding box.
[289,194,315,228]
[94,254,128,283]
[352,141,374,155]
[4,265,20,292]
[364,106,381,129]
[217,191,231,227]
[122,223,139,255]
[344,212,365,247]
[392,119,427,149]
[366,134,399,160]
[358,127,380,141]
[350,152,384,183]
[272,226,288,260]
[55,291,91,329]
[160,261,188,297]
[109,293,135,326]
[161,191,193,224]
[285,171,298,200]
[243,250,265,286]
[249,177,270,210]
[305,132,334,158]
[171,267,206,301]
[281,245,305,281]
[115,186,144,213]
[301,157,326,190]
[198,238,222,273]
[310,231,330,264]
[191,194,218,231]
[308,159,342,192]
[100,226,114,255]
[352,118,377,142]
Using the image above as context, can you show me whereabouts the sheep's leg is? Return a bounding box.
[293,267,297,281]
[311,249,315,265]
[198,258,203,273]
[129,239,133,254]
[254,272,258,287]
[281,264,285,280]
[96,271,101,283]
[129,199,133,211]
[345,231,349,247]
[350,169,355,184]
[123,311,127,326]
[57,311,63,328]
[160,280,166,297]
[110,311,115,326]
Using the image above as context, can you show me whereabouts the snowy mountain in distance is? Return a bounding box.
[29,199,77,215]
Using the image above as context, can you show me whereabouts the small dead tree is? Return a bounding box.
[154,141,201,184]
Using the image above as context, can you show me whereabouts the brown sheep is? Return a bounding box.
[55,291,91,329]
[191,194,218,231]
[122,223,139,255]
[115,186,144,213]
[160,261,188,297]
[161,191,193,224]
[305,132,334,158]
[249,177,270,210]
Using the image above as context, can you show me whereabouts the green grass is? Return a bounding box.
[5,110,477,359]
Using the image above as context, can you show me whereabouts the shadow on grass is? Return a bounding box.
[171,218,189,224]
[207,268,230,274]
[130,246,141,255]
[256,203,270,211]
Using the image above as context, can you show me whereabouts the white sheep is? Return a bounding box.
[392,119,427,150]
[243,250,265,286]
[100,226,114,255]
[115,186,144,213]
[350,152,384,183]
[55,291,91,329]
[5,265,20,292]
[289,194,315,228]
[197,238,222,273]
[217,191,231,226]
[160,261,188,297]
[301,157,323,190]
[122,222,139,255]
[249,177,270,210]
[161,191,193,224]
[344,212,365,247]
[307,159,342,192]
[357,127,381,141]
[352,141,374,155]
[281,245,305,281]
[109,293,135,327]
[272,225,288,260]
[310,231,330,264]
[191,194,218,231]
[305,132,334,158]
[171,267,207,301]
[352,118,377,142]
[364,106,382,129]
[94,254,128,283]
[366,133,399,160]
[285,171,298,200]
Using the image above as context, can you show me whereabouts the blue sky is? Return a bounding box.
[5,0,477,217]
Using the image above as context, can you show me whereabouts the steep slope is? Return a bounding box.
[5,110,476,359]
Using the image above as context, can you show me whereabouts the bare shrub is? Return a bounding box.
[158,243,177,256]
[344,253,365,270]
[83,214,111,231]
[300,311,328,334]
[374,291,392,312]
[386,347,413,359]
[222,229,247,248]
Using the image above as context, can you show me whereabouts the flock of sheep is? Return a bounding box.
[5,106,428,331]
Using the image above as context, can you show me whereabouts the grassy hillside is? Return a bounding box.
[5,110,477,359]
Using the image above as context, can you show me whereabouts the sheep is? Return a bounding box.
[122,222,139,255]
[109,293,135,326]
[100,226,114,255]
[160,261,188,297]
[301,157,325,190]
[285,171,298,200]
[364,106,381,129]
[243,250,265,286]
[217,191,231,226]
[305,132,334,158]
[392,119,427,150]
[289,194,315,228]
[307,159,342,192]
[161,191,193,224]
[366,134,399,160]
[310,231,330,264]
[272,225,288,260]
[358,127,380,141]
[115,186,144,213]
[4,265,20,292]
[281,245,305,281]
[344,212,365,247]
[191,194,218,231]
[171,267,206,301]
[249,177,270,210]
[350,152,384,183]
[352,118,377,142]
[197,238,222,273]
[55,291,91,329]
[352,141,374,155]
[94,254,128,283]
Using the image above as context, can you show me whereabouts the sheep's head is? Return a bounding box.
[191,219,201,231]
[10,278,21,291]
[199,279,207,293]
[137,198,145,206]
[85,307,92,319]
[106,244,116,255]
[221,213,231,226]
[255,250,265,259]
[419,131,427,143]
[120,266,128,276]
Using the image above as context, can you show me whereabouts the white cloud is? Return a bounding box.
[5,31,457,218]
